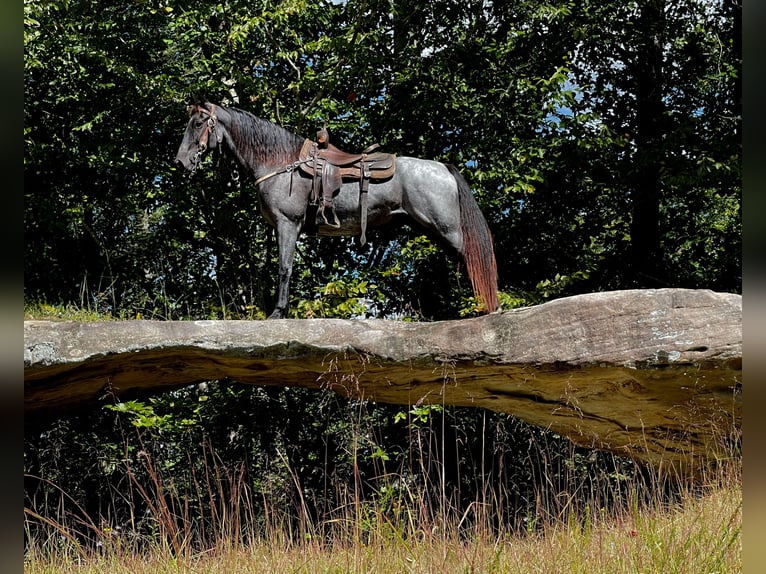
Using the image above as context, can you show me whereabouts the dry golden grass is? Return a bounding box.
[24,466,741,574]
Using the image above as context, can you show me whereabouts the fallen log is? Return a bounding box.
[25,288,741,472]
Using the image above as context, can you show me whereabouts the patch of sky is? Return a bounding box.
[541,74,588,132]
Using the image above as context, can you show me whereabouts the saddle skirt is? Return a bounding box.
[297,138,396,244]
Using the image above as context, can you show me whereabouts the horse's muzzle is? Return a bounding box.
[174,156,194,172]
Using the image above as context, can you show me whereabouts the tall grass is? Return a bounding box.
[23,464,742,573]
[24,385,741,573]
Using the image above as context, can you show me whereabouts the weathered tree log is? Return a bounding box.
[25,289,741,472]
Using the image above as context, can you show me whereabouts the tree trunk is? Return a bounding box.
[629,0,665,286]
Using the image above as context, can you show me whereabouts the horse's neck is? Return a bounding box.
[224,110,303,173]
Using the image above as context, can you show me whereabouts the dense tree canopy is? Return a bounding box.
[24,0,741,552]
[25,0,740,320]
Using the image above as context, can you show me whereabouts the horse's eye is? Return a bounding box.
[194,121,203,129]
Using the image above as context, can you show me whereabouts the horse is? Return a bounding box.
[174,101,498,319]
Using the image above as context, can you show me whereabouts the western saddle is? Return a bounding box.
[297,124,396,245]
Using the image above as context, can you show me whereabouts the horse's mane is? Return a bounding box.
[224,107,305,168]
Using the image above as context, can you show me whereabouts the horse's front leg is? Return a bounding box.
[268,219,301,319]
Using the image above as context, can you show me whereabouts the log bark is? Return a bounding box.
[25,288,741,472]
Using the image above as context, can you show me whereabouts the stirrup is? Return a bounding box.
[317,204,341,228]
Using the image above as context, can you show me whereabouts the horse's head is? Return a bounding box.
[174,102,223,173]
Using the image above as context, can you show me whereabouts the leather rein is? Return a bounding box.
[253,139,315,187]
[191,102,307,187]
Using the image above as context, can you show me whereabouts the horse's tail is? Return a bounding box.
[446,163,499,313]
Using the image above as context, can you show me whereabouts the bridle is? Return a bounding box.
[190,103,221,174]
[187,103,241,187]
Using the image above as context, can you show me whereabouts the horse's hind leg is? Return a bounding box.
[400,159,498,312]
[269,220,301,319]
[399,161,464,254]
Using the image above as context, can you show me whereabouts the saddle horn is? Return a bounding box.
[317,121,329,148]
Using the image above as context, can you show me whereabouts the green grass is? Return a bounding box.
[24,302,119,321]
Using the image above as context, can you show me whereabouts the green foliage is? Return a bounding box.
[26,383,663,552]
[24,0,740,319]
[24,0,741,556]
[394,404,443,427]
[105,399,199,434]
[291,276,384,318]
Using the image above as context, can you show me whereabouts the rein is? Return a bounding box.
[191,104,308,188]
[253,139,314,187]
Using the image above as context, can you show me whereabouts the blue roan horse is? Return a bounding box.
[175,101,498,318]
